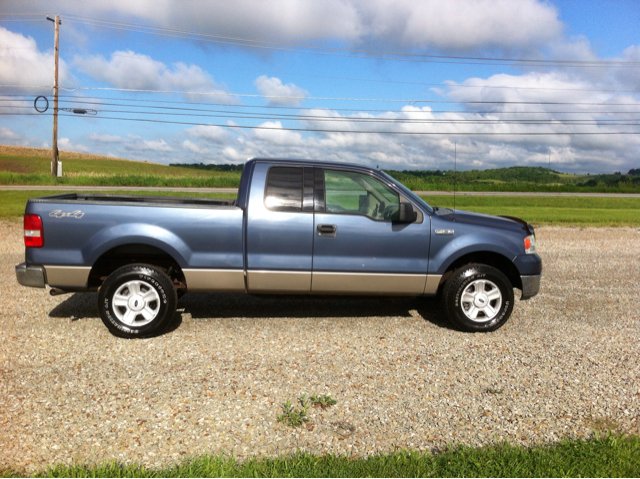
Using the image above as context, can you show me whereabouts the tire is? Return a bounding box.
[98,264,177,338]
[441,263,514,332]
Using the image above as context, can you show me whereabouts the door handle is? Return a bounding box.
[317,224,337,237]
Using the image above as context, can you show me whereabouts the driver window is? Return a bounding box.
[324,170,399,221]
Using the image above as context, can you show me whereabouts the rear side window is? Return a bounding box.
[264,167,303,211]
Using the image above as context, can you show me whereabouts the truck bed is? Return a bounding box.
[28,193,237,208]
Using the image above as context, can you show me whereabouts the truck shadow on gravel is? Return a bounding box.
[48,292,451,333]
[180,293,451,329]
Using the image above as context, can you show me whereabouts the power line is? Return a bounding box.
[5,95,640,116]
[0,13,51,16]
[0,19,47,23]
[62,13,640,68]
[6,104,640,125]
[49,113,640,135]
[4,94,640,116]
[50,85,640,105]
[4,111,639,134]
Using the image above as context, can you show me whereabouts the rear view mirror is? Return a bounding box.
[397,202,417,223]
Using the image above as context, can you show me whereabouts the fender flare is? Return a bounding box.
[433,234,520,275]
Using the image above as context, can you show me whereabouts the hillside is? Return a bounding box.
[0,145,133,162]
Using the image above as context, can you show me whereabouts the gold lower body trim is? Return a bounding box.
[183,268,245,292]
[246,270,311,293]
[312,272,432,295]
[43,265,91,288]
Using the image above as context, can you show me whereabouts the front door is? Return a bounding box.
[312,168,430,295]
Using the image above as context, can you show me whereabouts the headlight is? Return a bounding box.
[524,234,536,254]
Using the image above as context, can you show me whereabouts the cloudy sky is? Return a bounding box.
[1,0,639,173]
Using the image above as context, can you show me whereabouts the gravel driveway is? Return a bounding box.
[1,221,638,473]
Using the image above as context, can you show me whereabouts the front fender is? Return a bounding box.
[82,223,191,267]
[430,233,520,275]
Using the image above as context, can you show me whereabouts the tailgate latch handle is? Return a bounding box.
[317,224,337,237]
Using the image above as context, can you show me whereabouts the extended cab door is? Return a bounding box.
[245,163,315,293]
[312,168,431,295]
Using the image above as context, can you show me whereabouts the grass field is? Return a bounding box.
[420,195,640,226]
[1,435,638,478]
[2,190,638,226]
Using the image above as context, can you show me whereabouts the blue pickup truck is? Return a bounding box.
[16,158,541,337]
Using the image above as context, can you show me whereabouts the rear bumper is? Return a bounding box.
[15,262,46,288]
[520,274,541,300]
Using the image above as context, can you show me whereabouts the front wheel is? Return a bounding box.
[441,264,514,332]
[98,264,177,338]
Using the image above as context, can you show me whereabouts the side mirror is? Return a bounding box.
[397,202,417,223]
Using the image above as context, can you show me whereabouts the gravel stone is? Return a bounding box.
[0,221,638,473]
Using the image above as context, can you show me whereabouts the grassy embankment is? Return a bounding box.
[1,435,638,478]
[0,154,241,188]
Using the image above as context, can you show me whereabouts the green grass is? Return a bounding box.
[276,395,310,428]
[1,435,638,477]
[421,195,640,226]
[0,171,240,188]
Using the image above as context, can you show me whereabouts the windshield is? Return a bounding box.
[380,171,434,214]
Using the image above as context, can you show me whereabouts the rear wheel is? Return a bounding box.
[441,263,514,332]
[98,264,177,338]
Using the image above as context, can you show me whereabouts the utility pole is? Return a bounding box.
[47,15,60,177]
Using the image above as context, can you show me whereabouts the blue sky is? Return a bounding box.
[1,0,639,173]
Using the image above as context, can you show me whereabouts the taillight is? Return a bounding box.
[24,214,43,247]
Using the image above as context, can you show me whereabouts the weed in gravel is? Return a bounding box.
[277,395,309,427]
[486,388,503,394]
[310,394,337,409]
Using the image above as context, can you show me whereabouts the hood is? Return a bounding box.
[433,207,533,235]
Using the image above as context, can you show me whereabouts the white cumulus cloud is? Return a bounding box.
[1,0,564,53]
[185,125,230,144]
[74,51,234,102]
[253,121,303,146]
[254,76,308,106]
[0,27,74,92]
[58,137,90,152]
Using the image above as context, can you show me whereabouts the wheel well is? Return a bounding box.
[440,252,522,291]
[88,244,186,289]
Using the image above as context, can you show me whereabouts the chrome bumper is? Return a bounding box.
[15,263,46,288]
[520,274,541,300]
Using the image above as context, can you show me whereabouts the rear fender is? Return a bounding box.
[82,224,191,268]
